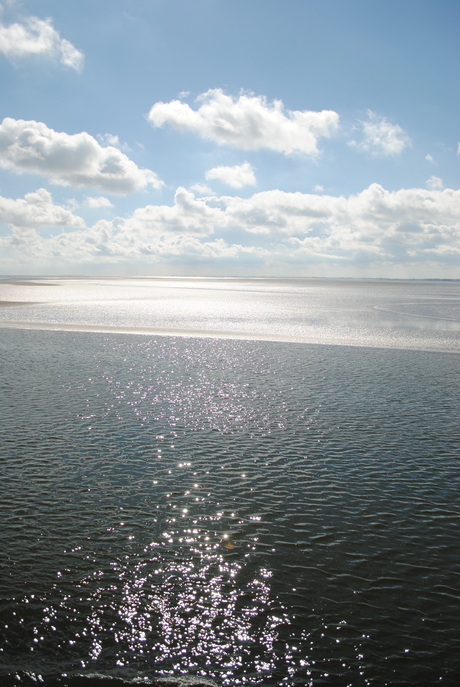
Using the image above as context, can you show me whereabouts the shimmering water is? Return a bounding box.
[0,279,459,686]
[0,277,459,351]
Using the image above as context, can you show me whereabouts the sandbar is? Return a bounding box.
[0,301,42,308]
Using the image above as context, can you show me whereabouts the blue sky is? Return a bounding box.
[0,0,458,277]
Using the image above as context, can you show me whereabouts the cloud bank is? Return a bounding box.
[0,13,83,71]
[1,184,458,274]
[148,89,339,156]
[0,118,163,194]
[205,162,256,188]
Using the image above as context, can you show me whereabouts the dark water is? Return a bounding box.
[0,329,459,686]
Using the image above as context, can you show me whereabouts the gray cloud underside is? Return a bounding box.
[1,184,458,269]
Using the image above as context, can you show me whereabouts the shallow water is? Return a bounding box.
[0,321,459,686]
[0,277,459,352]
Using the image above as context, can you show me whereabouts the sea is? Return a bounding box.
[0,277,459,687]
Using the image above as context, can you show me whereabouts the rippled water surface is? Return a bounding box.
[0,320,459,686]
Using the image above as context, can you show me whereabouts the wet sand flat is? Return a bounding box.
[0,301,42,307]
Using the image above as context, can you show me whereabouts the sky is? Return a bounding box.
[0,0,459,278]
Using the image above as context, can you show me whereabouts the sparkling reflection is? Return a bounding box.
[1,328,458,686]
[23,520,291,684]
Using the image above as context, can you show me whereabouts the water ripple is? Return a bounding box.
[0,330,459,686]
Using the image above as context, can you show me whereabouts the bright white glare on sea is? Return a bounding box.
[0,276,459,352]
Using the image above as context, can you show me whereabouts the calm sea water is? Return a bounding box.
[0,279,459,686]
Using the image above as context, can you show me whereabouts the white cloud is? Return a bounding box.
[0,118,163,194]
[148,88,339,156]
[457,143,460,155]
[86,196,114,208]
[425,154,435,164]
[205,161,256,189]
[313,185,324,193]
[0,187,85,229]
[426,175,444,190]
[97,133,131,152]
[0,13,83,71]
[2,184,458,271]
[190,183,212,195]
[350,111,410,156]
[126,186,221,237]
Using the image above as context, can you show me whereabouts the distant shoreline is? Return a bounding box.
[1,275,459,283]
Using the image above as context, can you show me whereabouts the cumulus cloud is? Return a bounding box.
[2,184,458,270]
[425,154,435,164]
[205,161,256,189]
[148,89,339,156]
[97,133,131,152]
[86,196,114,208]
[426,176,444,190]
[0,13,83,70]
[0,118,163,194]
[0,187,85,229]
[190,183,213,195]
[126,186,221,237]
[350,111,410,156]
